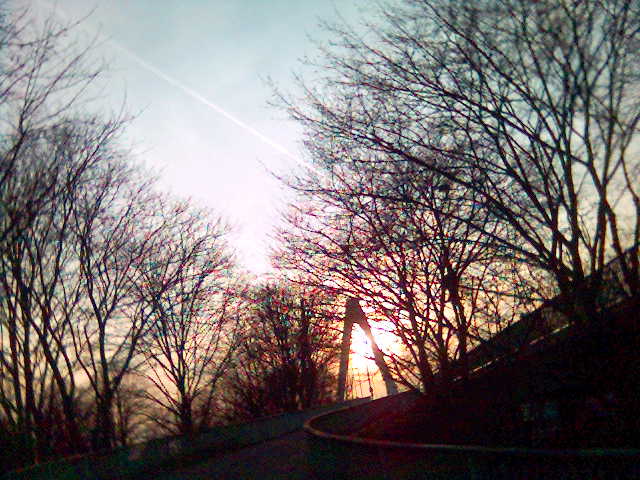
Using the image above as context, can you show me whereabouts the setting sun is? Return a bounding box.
[347,319,403,399]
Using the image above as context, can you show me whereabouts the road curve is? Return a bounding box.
[156,430,314,480]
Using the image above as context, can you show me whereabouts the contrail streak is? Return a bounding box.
[109,42,300,162]
[37,0,300,163]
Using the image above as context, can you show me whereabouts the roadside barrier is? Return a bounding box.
[304,392,640,479]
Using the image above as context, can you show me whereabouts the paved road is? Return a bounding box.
[154,429,463,480]
[157,430,314,480]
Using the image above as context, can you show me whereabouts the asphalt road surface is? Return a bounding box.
[156,430,315,480]
[153,429,462,480]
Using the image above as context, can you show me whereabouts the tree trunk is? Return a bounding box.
[95,392,115,451]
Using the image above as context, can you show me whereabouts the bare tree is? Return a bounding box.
[135,207,241,437]
[112,376,151,447]
[0,117,130,462]
[276,158,539,394]
[67,156,173,450]
[0,7,120,464]
[0,9,106,244]
[224,284,340,421]
[280,0,640,320]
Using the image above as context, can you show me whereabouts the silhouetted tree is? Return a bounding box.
[112,377,151,447]
[0,6,230,462]
[0,8,106,244]
[279,0,640,321]
[224,284,340,421]
[0,9,126,460]
[135,207,242,436]
[0,118,135,463]
[68,155,170,451]
[276,160,542,392]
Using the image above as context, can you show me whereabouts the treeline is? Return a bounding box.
[0,11,340,472]
[274,0,639,394]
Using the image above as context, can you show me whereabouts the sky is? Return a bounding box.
[19,0,369,275]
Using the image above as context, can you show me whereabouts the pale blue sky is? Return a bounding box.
[20,0,369,274]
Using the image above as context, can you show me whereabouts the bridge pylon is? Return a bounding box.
[336,297,398,401]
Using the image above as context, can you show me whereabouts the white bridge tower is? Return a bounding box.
[336,298,398,400]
